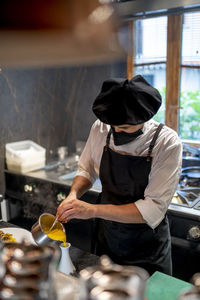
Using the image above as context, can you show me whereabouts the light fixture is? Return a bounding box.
[0,0,125,68]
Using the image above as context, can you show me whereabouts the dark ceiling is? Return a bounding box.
[113,0,200,19]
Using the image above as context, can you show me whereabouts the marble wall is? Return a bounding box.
[0,62,126,193]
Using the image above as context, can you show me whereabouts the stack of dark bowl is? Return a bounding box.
[0,241,60,300]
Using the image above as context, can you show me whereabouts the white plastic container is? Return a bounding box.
[5,140,46,173]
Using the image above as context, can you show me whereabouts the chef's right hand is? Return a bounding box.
[56,193,95,223]
[56,192,76,222]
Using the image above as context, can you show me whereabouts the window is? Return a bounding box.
[180,12,200,140]
[134,17,167,123]
[130,11,200,143]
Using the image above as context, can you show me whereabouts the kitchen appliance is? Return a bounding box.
[168,146,200,281]
[179,167,200,188]
[182,144,200,170]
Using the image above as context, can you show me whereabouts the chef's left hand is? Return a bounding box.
[56,198,95,223]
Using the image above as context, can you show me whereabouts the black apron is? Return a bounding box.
[95,123,172,276]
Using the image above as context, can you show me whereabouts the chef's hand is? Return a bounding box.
[56,195,95,223]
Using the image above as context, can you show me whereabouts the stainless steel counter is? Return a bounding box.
[25,166,200,219]
[26,167,102,193]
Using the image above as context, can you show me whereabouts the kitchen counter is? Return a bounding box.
[23,167,200,218]
[4,169,200,281]
[0,220,99,274]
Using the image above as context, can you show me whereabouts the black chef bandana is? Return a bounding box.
[92,75,162,125]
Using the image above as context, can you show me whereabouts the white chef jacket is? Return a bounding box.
[77,119,182,229]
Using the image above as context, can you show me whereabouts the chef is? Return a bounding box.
[56,75,182,275]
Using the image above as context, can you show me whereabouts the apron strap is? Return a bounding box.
[147,123,164,161]
[105,128,112,149]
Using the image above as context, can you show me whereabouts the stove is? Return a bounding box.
[167,144,200,220]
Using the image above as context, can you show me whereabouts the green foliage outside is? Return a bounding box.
[153,87,166,124]
[154,87,200,141]
[179,90,200,140]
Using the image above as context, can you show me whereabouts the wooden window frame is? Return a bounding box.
[127,16,182,133]
[127,15,200,147]
[165,15,182,132]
